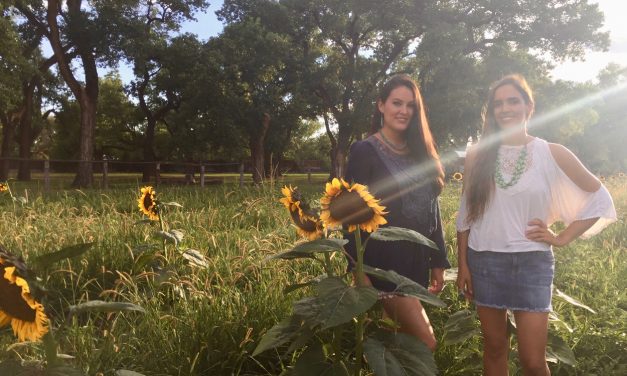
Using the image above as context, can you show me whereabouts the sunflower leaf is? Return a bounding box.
[283,275,324,295]
[369,226,438,249]
[181,249,209,268]
[154,230,184,246]
[442,309,481,345]
[309,277,378,329]
[553,288,596,313]
[253,315,304,356]
[267,239,348,261]
[293,342,350,376]
[32,242,95,267]
[116,370,147,376]
[363,330,437,376]
[362,265,446,307]
[161,201,183,208]
[46,365,85,376]
[549,312,574,333]
[68,300,146,316]
[0,360,27,374]
[546,332,576,366]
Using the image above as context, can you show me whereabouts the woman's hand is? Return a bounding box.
[455,265,473,301]
[428,268,445,294]
[526,218,566,247]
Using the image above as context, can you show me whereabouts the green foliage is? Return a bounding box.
[364,330,437,376]
[268,238,348,260]
[368,226,437,249]
[32,242,94,269]
[0,177,624,375]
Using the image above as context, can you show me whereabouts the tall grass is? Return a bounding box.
[0,176,624,375]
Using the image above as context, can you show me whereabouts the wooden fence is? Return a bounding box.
[0,158,326,191]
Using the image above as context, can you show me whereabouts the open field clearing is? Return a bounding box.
[0,175,624,375]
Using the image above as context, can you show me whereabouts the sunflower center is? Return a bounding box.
[328,190,374,226]
[290,208,318,231]
[0,267,36,322]
[143,195,154,210]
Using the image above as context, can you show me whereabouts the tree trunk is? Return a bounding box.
[250,113,271,185]
[184,158,196,185]
[142,117,157,182]
[327,116,351,179]
[44,0,99,188]
[17,81,36,181]
[72,96,97,187]
[0,113,19,181]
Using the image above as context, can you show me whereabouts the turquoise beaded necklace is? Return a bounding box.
[495,144,528,189]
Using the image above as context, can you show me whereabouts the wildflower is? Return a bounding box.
[320,178,387,233]
[138,186,159,220]
[0,253,49,342]
[453,172,463,181]
[0,183,8,192]
[280,186,323,240]
[618,172,625,178]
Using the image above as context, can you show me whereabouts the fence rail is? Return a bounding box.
[0,157,327,191]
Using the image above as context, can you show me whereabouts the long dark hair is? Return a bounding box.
[370,74,445,193]
[465,74,535,222]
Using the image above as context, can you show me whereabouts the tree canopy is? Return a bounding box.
[2,0,625,184]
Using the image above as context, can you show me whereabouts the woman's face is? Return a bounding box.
[378,85,415,133]
[492,84,533,129]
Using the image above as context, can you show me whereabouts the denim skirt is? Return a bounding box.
[467,248,554,312]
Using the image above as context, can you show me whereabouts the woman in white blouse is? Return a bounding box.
[456,74,616,376]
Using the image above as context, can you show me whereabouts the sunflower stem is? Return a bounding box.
[43,331,59,367]
[354,227,365,287]
[323,252,334,276]
[354,227,365,375]
[158,207,168,260]
[6,181,16,211]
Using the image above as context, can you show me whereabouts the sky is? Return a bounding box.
[550,0,627,82]
[43,0,627,84]
[180,0,627,83]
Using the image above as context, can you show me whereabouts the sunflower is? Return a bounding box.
[280,186,323,240]
[0,257,48,342]
[138,186,159,220]
[320,178,387,233]
[452,172,463,181]
[0,183,8,192]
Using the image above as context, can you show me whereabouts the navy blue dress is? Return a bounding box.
[344,136,450,291]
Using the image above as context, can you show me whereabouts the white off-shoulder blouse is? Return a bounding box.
[456,137,616,253]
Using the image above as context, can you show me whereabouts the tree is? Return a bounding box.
[120,1,209,181]
[0,5,59,181]
[0,7,29,180]
[14,0,208,187]
[209,18,296,184]
[219,0,609,177]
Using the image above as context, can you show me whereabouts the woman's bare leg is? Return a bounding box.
[477,306,509,376]
[514,311,550,376]
[383,296,437,351]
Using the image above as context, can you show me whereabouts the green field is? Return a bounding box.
[0,175,624,375]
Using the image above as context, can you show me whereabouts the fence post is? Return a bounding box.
[200,165,205,188]
[307,166,312,184]
[239,163,245,188]
[102,160,108,189]
[155,162,161,186]
[44,160,50,193]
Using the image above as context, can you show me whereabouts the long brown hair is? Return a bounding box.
[370,74,445,193]
[465,74,535,222]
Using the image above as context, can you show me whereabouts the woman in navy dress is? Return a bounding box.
[344,74,450,351]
